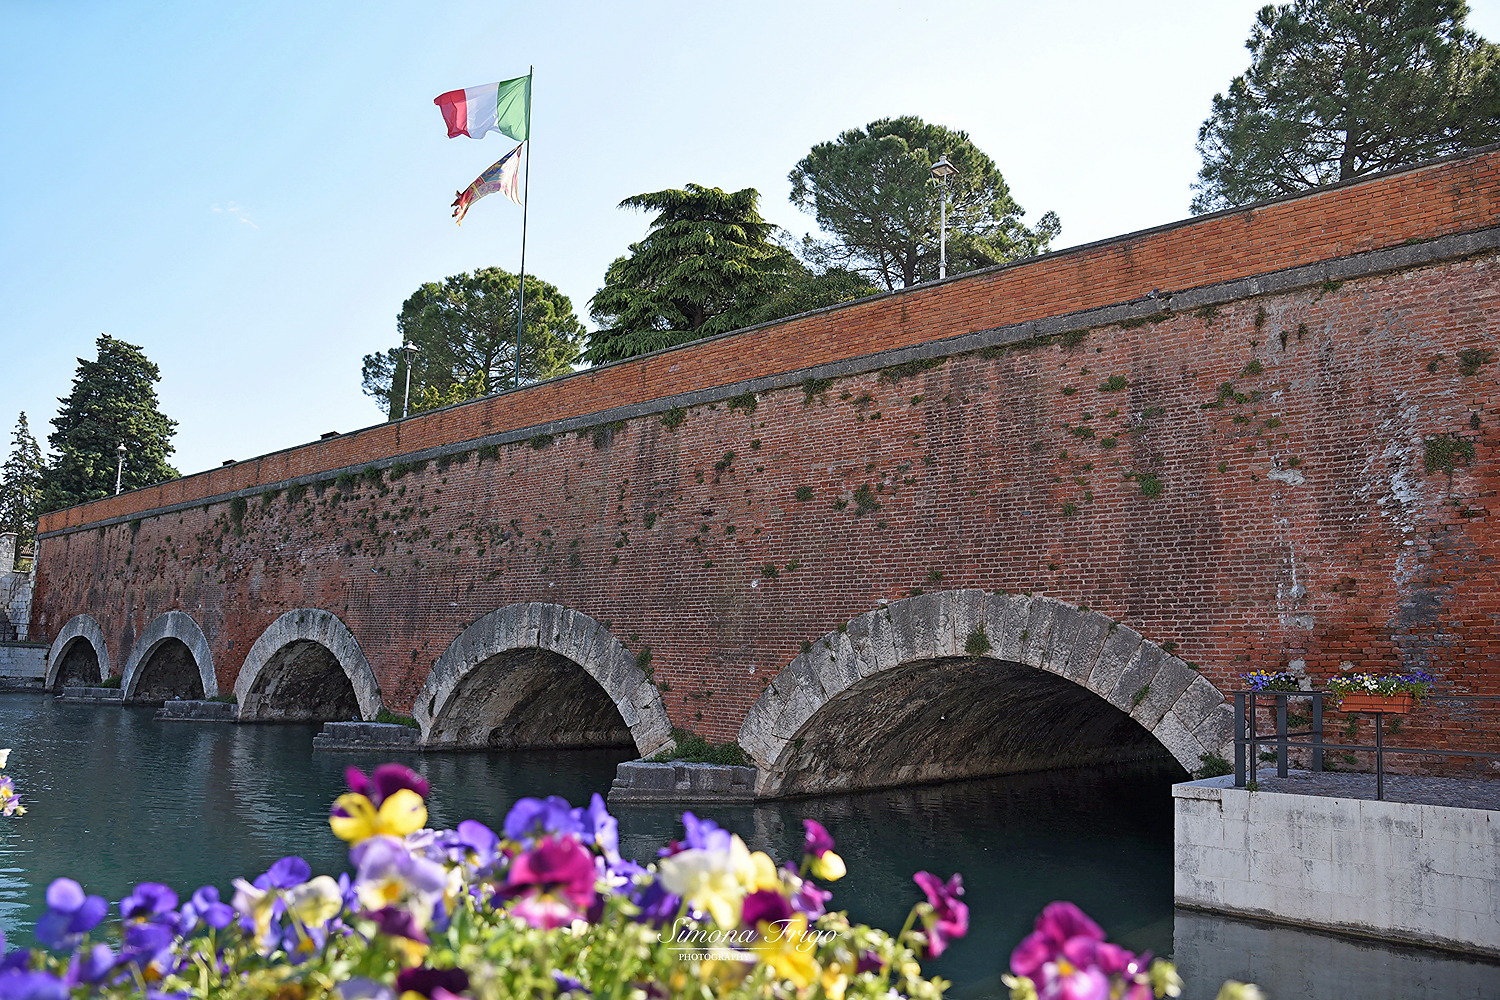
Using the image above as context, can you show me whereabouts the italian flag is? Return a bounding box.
[433,75,530,142]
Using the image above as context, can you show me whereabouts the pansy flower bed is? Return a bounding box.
[0,760,1251,1000]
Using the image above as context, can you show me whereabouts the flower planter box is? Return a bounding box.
[1335,692,1414,714]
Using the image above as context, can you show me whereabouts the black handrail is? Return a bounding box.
[1230,690,1500,800]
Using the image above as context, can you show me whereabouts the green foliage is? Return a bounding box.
[286,484,308,505]
[98,675,122,689]
[528,433,553,450]
[586,185,798,363]
[789,116,1060,289]
[1192,0,1500,213]
[387,462,413,481]
[362,267,585,418]
[965,629,993,657]
[1457,346,1495,376]
[1137,474,1165,498]
[852,483,881,515]
[794,485,815,501]
[879,357,946,383]
[1423,433,1475,474]
[726,391,759,415]
[801,377,835,405]
[229,496,248,526]
[374,709,420,729]
[761,563,779,579]
[0,412,44,545]
[750,264,880,324]
[40,335,178,512]
[650,728,750,766]
[660,407,686,430]
[1196,751,1234,779]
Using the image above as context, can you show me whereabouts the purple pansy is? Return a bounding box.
[0,970,69,1000]
[503,796,584,842]
[802,819,836,858]
[65,945,116,986]
[183,886,236,931]
[394,966,469,998]
[741,890,793,927]
[33,878,107,952]
[1010,900,1105,978]
[912,871,968,958]
[504,835,597,929]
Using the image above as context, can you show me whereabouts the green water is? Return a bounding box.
[0,693,1174,995]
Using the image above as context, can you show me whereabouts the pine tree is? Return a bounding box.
[41,335,178,512]
[0,413,44,545]
[586,185,799,364]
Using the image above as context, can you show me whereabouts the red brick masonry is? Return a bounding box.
[32,147,1500,769]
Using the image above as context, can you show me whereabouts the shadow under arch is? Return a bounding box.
[738,590,1234,797]
[233,609,382,722]
[414,602,673,757]
[122,611,217,703]
[44,614,110,690]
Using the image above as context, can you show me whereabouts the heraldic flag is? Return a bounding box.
[433,76,530,142]
[451,143,524,223]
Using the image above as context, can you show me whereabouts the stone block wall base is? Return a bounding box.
[58,687,124,704]
[313,721,419,751]
[156,700,237,722]
[607,760,758,805]
[1174,776,1500,959]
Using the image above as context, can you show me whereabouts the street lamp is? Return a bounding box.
[930,156,956,280]
[115,442,127,495]
[400,343,421,419]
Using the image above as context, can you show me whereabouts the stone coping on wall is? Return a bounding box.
[34,220,1500,541]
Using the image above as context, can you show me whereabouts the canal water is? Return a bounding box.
[1,694,1494,998]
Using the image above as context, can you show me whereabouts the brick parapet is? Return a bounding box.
[36,145,1500,537]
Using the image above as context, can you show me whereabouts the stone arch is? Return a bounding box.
[44,614,110,690]
[233,609,381,722]
[414,602,673,757]
[738,590,1234,797]
[122,611,217,702]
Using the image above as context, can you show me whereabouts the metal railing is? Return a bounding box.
[1232,690,1500,800]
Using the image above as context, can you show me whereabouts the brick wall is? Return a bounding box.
[29,149,1500,770]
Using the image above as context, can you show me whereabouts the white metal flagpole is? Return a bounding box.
[514,66,533,391]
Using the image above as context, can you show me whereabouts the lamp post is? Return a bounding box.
[400,343,421,419]
[115,442,127,495]
[929,156,956,280]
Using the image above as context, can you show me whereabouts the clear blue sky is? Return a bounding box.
[4,0,1498,477]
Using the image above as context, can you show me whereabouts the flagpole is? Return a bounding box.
[514,66,533,391]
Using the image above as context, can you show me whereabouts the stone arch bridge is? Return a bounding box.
[28,148,1500,795]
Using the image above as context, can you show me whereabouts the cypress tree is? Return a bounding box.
[41,335,178,511]
[0,413,44,545]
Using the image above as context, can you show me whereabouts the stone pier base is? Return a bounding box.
[312,721,419,751]
[58,686,123,704]
[156,700,237,722]
[607,760,758,805]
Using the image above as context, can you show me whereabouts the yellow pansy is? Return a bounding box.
[287,875,342,926]
[329,789,428,843]
[810,851,846,881]
[658,834,756,929]
[752,915,818,989]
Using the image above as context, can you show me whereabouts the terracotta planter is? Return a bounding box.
[1335,692,1415,714]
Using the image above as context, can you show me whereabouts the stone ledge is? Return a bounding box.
[58,686,123,704]
[607,760,759,805]
[156,700,237,722]
[313,721,419,751]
